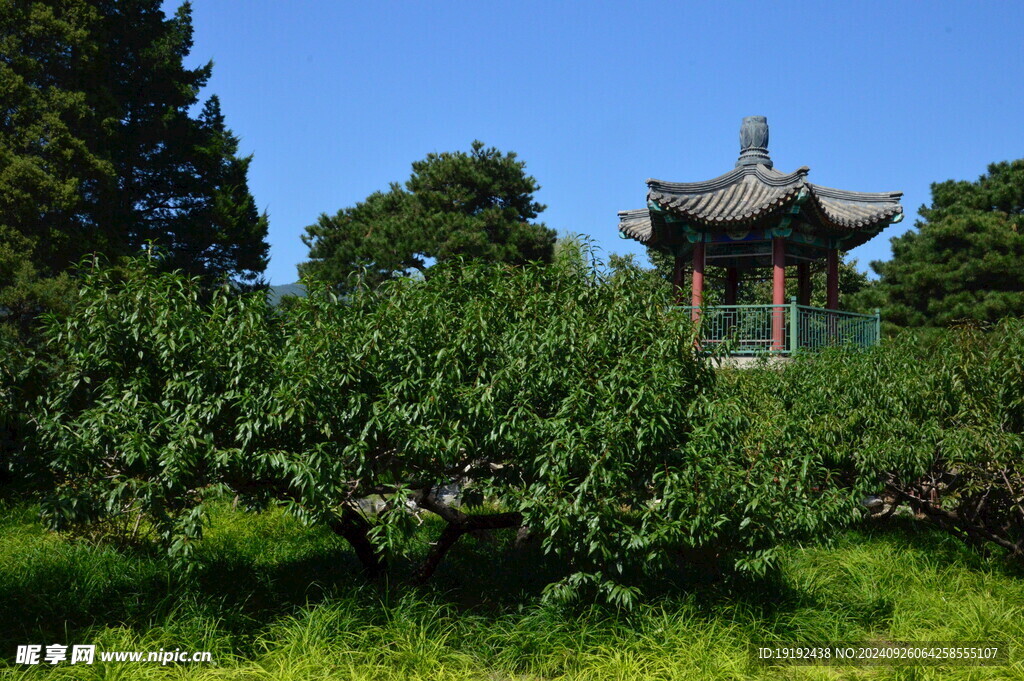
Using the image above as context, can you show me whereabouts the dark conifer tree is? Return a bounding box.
[870,160,1024,327]
[0,0,269,338]
[301,141,555,291]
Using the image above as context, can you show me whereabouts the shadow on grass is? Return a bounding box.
[0,502,368,654]
[0,502,1015,655]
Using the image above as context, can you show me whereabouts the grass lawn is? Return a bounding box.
[1,501,1022,680]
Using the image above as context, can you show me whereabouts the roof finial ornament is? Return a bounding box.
[737,116,772,169]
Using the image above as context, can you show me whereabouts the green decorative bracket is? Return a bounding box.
[649,199,690,224]
[775,202,802,231]
[785,229,829,249]
[683,225,710,243]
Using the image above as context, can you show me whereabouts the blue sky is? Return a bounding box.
[176,1,1024,285]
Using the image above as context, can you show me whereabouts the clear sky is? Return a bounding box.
[175,1,1024,285]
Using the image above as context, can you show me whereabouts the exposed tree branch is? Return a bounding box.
[410,488,521,585]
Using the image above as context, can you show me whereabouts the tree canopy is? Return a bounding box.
[300,141,556,290]
[0,0,269,339]
[869,159,1024,327]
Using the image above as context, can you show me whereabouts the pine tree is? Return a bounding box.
[300,186,421,290]
[870,160,1024,327]
[0,0,111,272]
[173,96,268,282]
[301,141,555,290]
[0,0,270,338]
[405,141,554,265]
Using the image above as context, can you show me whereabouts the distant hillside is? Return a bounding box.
[267,282,306,306]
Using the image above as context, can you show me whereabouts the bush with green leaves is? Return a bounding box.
[34,262,282,555]
[728,319,1024,561]
[0,333,19,489]
[0,332,55,495]
[34,251,874,603]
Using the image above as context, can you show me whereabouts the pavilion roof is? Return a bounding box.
[618,118,903,252]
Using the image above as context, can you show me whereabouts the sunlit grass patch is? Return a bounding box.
[1,503,1023,680]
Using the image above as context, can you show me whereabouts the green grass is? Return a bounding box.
[1,502,1023,680]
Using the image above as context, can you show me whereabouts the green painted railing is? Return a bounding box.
[681,298,880,354]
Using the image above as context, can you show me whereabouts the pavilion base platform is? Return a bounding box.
[711,355,792,370]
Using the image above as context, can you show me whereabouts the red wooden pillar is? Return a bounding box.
[826,248,839,310]
[724,267,739,305]
[772,237,786,350]
[797,262,811,306]
[671,253,686,304]
[691,243,705,322]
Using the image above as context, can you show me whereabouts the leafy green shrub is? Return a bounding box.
[35,261,282,556]
[33,251,875,603]
[0,334,19,489]
[729,319,1024,561]
[0,334,54,496]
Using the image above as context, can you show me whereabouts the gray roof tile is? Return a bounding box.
[619,163,903,246]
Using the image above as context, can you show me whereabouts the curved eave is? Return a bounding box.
[826,218,900,250]
[619,167,904,249]
[646,164,808,193]
[648,175,807,228]
[806,183,904,231]
[617,208,655,243]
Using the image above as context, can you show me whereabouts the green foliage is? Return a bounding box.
[169,95,270,283]
[298,186,421,291]
[37,245,1024,602]
[730,318,1024,560]
[284,249,875,597]
[31,248,870,603]
[870,160,1024,327]
[0,0,112,270]
[300,141,555,291]
[0,225,76,344]
[81,1,269,283]
[406,141,554,263]
[34,259,280,560]
[290,244,720,601]
[0,0,269,336]
[0,334,19,489]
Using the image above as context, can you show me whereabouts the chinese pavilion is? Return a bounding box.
[618,116,903,353]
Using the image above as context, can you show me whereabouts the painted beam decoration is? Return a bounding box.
[617,117,903,265]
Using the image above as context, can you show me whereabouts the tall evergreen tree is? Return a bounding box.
[870,160,1024,327]
[87,0,268,282]
[172,96,269,281]
[0,1,110,263]
[0,0,108,338]
[0,0,269,336]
